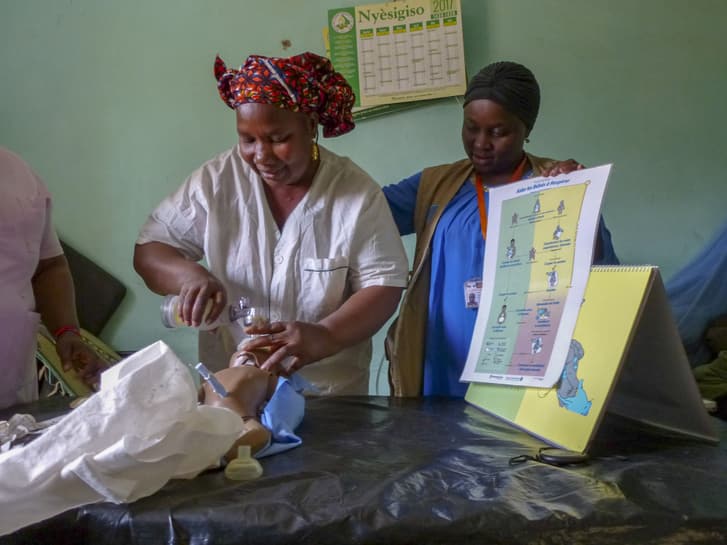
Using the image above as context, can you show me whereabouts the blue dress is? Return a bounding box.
[384,170,619,397]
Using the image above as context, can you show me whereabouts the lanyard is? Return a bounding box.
[475,155,528,240]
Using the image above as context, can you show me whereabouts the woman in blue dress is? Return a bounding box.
[383,61,619,397]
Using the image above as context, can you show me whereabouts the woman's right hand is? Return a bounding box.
[177,270,227,327]
[134,242,227,326]
[540,159,585,177]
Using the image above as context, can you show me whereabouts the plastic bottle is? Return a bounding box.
[160,295,249,330]
[224,445,264,480]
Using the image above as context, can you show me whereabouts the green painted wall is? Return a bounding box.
[2,1,726,393]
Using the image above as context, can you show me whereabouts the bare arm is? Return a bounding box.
[33,254,80,336]
[32,254,106,385]
[133,241,226,326]
[243,285,404,375]
[317,285,403,349]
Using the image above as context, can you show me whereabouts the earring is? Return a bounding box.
[311,140,319,161]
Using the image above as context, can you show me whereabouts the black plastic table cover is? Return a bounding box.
[2,395,726,545]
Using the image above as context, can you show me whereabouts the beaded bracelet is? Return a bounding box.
[53,325,81,340]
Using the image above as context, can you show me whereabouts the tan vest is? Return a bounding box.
[386,153,558,397]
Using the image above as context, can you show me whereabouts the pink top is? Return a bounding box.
[0,147,63,408]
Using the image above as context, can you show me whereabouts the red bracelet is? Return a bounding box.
[53,325,81,339]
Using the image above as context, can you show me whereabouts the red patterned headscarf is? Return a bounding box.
[215,52,355,138]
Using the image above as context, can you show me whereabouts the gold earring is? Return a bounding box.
[311,140,319,161]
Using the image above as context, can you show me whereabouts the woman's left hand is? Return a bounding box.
[56,333,108,389]
[240,321,342,376]
[541,159,585,177]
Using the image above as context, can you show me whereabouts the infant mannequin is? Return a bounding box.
[199,347,278,462]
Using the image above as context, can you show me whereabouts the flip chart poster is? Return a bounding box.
[461,165,612,388]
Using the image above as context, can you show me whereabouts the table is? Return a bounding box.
[2,396,726,545]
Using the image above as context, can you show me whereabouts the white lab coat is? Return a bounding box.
[138,145,408,394]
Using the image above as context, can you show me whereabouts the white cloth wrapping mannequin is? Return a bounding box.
[0,341,243,537]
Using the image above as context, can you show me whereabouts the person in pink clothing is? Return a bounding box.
[0,147,106,409]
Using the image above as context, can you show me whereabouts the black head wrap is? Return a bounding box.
[463,61,540,132]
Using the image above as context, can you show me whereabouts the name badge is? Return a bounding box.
[464,278,482,309]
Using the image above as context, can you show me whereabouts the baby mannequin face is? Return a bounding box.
[199,347,279,459]
[199,348,278,416]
